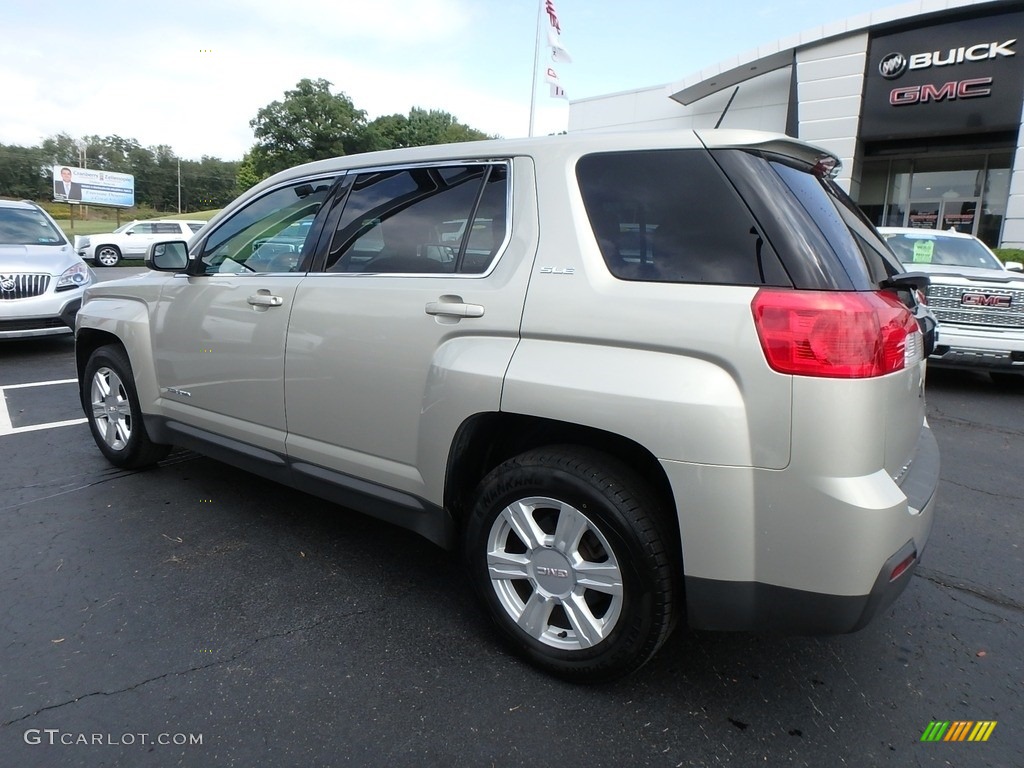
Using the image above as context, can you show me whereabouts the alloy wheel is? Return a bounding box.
[485,495,624,650]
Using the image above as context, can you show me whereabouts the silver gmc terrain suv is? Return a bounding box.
[76,130,940,682]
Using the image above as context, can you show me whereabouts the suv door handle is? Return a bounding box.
[247,293,283,307]
[425,296,484,318]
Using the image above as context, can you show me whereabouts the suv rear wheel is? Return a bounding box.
[94,245,121,267]
[465,446,678,682]
[84,345,170,468]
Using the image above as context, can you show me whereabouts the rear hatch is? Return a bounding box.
[704,137,929,480]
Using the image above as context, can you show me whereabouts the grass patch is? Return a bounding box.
[994,248,1024,264]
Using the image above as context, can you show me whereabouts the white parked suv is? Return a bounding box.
[879,227,1024,386]
[75,218,205,267]
[76,131,940,681]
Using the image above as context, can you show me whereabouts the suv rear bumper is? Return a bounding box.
[669,424,939,634]
[684,538,924,634]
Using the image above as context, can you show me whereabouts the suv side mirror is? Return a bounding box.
[147,241,188,272]
[1004,261,1023,272]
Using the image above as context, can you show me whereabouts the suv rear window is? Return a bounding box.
[576,150,789,286]
[710,149,902,291]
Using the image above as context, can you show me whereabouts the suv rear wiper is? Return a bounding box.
[883,271,930,293]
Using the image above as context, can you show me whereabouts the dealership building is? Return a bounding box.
[568,0,1024,248]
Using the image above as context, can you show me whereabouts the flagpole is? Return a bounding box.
[528,0,544,137]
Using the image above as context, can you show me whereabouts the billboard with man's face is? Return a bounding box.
[52,166,135,207]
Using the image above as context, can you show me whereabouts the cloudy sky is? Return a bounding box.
[2,0,921,161]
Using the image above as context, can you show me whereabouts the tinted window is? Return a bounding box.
[198,177,334,275]
[323,164,508,274]
[576,150,785,285]
[187,223,205,234]
[154,222,185,234]
[129,223,156,235]
[770,160,901,286]
[712,148,912,290]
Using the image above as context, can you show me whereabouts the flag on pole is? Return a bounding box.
[530,0,572,133]
[548,27,572,63]
[545,0,561,32]
[543,0,571,97]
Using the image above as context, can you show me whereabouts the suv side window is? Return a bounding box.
[154,222,185,234]
[197,178,335,274]
[323,164,508,274]
[576,150,786,286]
[129,223,156,235]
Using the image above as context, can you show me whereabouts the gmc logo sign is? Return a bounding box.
[890,77,992,105]
[961,292,1012,308]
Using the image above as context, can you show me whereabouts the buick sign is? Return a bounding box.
[862,11,1024,140]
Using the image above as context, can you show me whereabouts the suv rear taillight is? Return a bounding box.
[751,289,921,378]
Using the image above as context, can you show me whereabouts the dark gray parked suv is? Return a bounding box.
[76,130,940,681]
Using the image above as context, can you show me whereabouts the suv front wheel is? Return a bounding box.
[83,345,170,468]
[465,446,678,682]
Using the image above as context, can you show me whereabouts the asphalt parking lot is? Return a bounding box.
[1,327,1021,767]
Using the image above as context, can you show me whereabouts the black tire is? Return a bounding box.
[83,345,170,468]
[990,372,1024,389]
[465,445,679,683]
[94,245,121,267]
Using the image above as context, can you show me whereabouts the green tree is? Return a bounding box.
[235,152,263,193]
[248,78,367,179]
[41,132,81,167]
[0,143,50,199]
[80,134,142,172]
[363,107,492,151]
[182,156,239,211]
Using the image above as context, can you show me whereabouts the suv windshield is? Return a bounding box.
[0,206,67,246]
[881,232,1004,270]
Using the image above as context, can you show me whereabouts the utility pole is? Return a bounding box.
[76,140,89,226]
[177,159,181,214]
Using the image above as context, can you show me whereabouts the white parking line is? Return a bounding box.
[0,378,87,437]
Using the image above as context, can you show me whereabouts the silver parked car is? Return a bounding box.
[0,199,93,339]
[76,131,939,681]
[879,227,1024,386]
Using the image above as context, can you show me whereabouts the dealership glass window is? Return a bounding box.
[856,153,1010,247]
[858,159,911,228]
[979,153,1012,247]
[909,156,982,199]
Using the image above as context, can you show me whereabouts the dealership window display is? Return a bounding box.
[857,152,1011,247]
